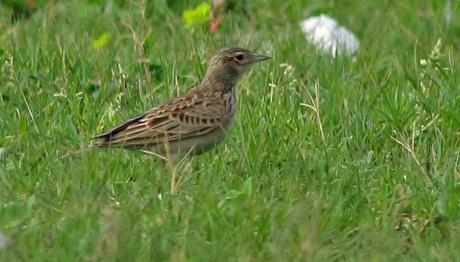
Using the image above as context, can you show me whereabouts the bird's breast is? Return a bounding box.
[220,89,237,116]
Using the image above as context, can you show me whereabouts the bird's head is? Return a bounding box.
[202,47,270,89]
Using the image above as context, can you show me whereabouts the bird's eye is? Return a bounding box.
[234,53,245,61]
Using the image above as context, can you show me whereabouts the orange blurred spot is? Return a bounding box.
[210,16,222,32]
[211,20,219,32]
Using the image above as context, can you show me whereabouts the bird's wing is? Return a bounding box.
[93,90,233,148]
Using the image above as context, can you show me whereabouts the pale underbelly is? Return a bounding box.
[144,121,234,158]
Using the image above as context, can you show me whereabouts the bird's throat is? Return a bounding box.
[201,67,241,92]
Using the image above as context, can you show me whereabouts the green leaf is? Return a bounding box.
[243,177,253,199]
[182,2,211,28]
[92,33,111,49]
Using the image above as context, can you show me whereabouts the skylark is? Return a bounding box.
[93,47,270,162]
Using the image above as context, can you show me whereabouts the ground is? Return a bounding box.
[1,0,460,260]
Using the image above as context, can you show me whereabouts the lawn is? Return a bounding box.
[1,0,460,260]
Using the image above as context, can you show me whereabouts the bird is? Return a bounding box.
[210,0,250,33]
[2,0,36,22]
[211,0,228,32]
[90,47,270,163]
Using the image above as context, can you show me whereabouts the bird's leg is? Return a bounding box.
[167,146,196,197]
[139,149,167,161]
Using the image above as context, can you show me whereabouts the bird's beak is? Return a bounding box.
[253,54,271,62]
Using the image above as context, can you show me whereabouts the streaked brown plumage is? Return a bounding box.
[93,47,270,161]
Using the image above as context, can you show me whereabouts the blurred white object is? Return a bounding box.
[444,0,452,24]
[300,15,360,57]
[0,233,10,250]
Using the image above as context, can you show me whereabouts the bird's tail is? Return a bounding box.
[58,146,98,160]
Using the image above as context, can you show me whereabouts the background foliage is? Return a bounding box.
[1,0,460,260]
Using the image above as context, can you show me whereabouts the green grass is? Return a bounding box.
[1,0,460,260]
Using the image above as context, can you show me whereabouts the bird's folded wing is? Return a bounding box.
[93,97,229,148]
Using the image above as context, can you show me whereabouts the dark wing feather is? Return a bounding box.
[93,113,148,142]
